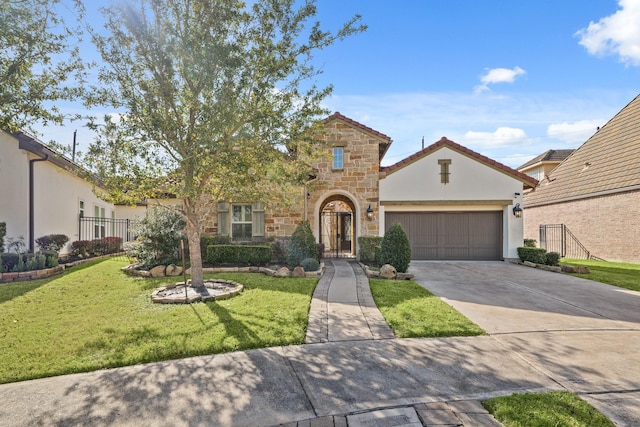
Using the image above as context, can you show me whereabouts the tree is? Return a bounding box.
[0,0,86,133]
[84,0,365,287]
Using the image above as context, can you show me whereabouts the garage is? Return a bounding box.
[385,211,503,260]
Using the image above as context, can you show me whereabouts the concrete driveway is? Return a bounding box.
[409,260,640,425]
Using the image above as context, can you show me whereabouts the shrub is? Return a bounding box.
[287,221,318,267]
[25,254,46,271]
[358,236,383,264]
[205,245,272,266]
[517,247,547,264]
[300,257,319,272]
[71,240,91,257]
[380,223,411,273]
[523,238,537,248]
[103,237,123,253]
[271,239,288,264]
[0,222,5,253]
[127,208,186,268]
[545,251,561,266]
[1,253,19,272]
[35,234,69,253]
[41,250,59,268]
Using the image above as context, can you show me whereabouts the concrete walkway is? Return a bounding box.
[306,260,394,344]
[1,260,639,426]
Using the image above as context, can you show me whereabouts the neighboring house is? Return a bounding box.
[200,113,537,261]
[523,94,640,263]
[0,130,117,254]
[517,149,574,182]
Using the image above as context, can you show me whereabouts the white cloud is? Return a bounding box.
[547,120,602,143]
[463,127,527,148]
[474,66,526,93]
[576,0,640,66]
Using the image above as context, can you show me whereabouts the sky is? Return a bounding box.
[40,0,640,169]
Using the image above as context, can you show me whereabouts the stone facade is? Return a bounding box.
[524,190,640,263]
[201,113,391,255]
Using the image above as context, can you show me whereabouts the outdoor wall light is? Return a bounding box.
[512,203,523,218]
[366,204,374,220]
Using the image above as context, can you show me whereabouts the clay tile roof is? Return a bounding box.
[525,94,640,206]
[380,136,539,187]
[517,149,575,170]
[324,112,393,161]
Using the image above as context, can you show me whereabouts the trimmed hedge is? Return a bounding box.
[545,251,561,266]
[206,245,272,266]
[358,236,383,264]
[517,247,547,264]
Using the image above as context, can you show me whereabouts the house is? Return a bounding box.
[379,137,537,261]
[203,113,537,261]
[0,130,118,254]
[523,94,640,263]
[517,149,574,182]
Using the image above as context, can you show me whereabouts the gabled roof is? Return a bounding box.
[525,94,640,206]
[380,136,539,187]
[518,149,574,171]
[324,112,393,162]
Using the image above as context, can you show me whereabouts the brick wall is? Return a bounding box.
[524,190,640,263]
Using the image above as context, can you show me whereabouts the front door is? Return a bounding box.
[319,198,355,258]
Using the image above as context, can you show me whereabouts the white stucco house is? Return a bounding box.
[379,137,538,261]
[0,130,118,254]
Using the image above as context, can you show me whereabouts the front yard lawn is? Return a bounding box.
[483,391,615,427]
[561,258,640,292]
[370,279,485,338]
[0,258,317,384]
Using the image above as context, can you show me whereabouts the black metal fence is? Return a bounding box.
[78,215,137,242]
[539,224,593,259]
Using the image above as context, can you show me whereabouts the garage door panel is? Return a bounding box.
[385,211,502,260]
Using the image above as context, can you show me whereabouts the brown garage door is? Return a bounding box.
[385,211,503,260]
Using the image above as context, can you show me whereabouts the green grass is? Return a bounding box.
[369,279,485,338]
[483,391,615,427]
[0,258,317,384]
[561,258,640,292]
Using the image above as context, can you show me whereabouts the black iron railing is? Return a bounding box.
[539,224,600,260]
[78,215,137,242]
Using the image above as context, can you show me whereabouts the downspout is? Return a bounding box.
[29,155,48,252]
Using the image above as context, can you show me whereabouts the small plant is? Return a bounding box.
[523,238,537,248]
[545,251,561,266]
[300,257,319,272]
[35,234,69,253]
[358,236,383,265]
[287,221,318,267]
[380,223,411,273]
[6,236,25,254]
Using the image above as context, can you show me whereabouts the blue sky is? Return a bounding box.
[43,0,640,168]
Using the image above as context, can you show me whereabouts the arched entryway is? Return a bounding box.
[319,195,356,258]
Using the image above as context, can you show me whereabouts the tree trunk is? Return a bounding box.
[183,199,204,288]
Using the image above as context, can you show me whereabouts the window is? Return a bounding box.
[232,204,252,240]
[438,159,451,184]
[79,200,85,218]
[333,147,344,170]
[94,205,106,238]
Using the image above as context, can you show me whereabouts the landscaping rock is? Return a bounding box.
[275,267,290,277]
[149,265,166,277]
[165,264,183,276]
[379,264,397,279]
[523,261,537,268]
[292,266,305,278]
[561,265,591,274]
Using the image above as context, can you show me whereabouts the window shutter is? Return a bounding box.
[252,202,265,237]
[217,202,229,237]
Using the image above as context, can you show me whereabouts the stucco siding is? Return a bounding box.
[380,147,522,202]
[0,132,30,246]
